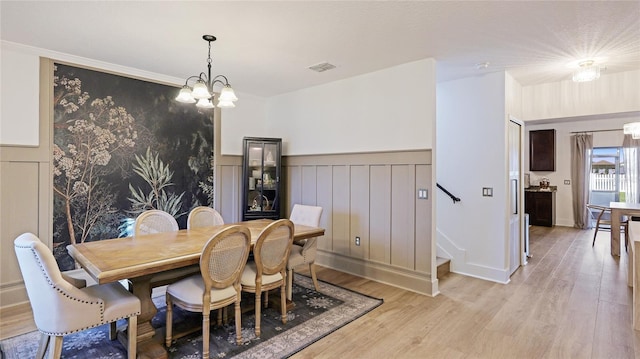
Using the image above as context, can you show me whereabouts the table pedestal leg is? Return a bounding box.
[118,275,168,359]
[611,209,621,256]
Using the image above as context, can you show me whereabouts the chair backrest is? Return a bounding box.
[254,219,295,276]
[187,206,224,229]
[587,204,611,223]
[14,233,101,334]
[200,225,251,291]
[134,209,179,236]
[289,204,323,227]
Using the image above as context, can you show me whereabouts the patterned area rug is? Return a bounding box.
[0,275,382,358]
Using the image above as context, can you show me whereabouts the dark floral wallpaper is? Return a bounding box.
[52,64,214,270]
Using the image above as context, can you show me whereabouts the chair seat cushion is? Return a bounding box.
[167,275,237,305]
[82,282,140,323]
[287,244,305,269]
[240,262,283,288]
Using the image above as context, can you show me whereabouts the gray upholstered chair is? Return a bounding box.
[241,219,294,337]
[187,206,225,229]
[286,204,323,300]
[14,233,140,359]
[134,209,199,287]
[165,225,251,358]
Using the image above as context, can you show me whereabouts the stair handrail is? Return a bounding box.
[437,183,461,204]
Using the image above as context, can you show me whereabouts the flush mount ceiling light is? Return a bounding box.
[572,60,601,83]
[175,35,238,109]
[475,62,490,70]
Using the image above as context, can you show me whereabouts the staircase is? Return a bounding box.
[436,256,450,279]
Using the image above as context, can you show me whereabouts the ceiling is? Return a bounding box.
[1,1,639,98]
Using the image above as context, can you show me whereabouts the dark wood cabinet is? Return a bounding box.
[529,129,555,172]
[525,190,556,227]
[242,137,282,221]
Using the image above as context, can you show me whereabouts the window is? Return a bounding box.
[589,147,625,205]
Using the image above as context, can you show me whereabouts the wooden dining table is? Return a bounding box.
[67,219,324,359]
[610,202,640,256]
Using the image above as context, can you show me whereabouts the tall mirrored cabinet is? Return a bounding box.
[242,137,282,220]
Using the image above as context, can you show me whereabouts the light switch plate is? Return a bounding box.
[564,180,570,185]
[417,189,428,199]
[482,187,493,197]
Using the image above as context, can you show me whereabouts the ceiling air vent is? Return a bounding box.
[308,62,336,72]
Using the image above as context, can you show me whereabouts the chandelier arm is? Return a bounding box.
[183,75,206,87]
[211,75,231,86]
[211,79,230,88]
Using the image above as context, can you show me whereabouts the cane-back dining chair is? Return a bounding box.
[134,209,179,235]
[134,209,199,287]
[187,206,225,229]
[587,204,630,250]
[240,219,295,337]
[165,225,251,358]
[286,204,323,300]
[14,233,140,359]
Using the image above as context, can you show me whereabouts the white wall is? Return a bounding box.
[436,71,510,283]
[525,113,640,227]
[522,69,640,121]
[1,44,40,146]
[220,92,268,155]
[265,59,436,155]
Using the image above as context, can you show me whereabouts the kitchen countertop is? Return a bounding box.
[525,185,557,192]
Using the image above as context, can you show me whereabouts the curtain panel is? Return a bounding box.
[622,134,640,204]
[571,134,593,229]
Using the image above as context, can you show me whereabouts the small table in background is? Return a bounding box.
[610,202,640,256]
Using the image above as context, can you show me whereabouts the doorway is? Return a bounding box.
[508,118,525,275]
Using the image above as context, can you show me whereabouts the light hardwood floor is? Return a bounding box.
[2,226,639,358]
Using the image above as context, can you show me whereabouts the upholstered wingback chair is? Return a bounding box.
[14,233,140,359]
[286,204,323,300]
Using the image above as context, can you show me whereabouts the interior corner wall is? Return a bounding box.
[505,72,523,120]
[220,93,268,155]
[436,71,510,282]
[264,58,436,155]
[525,114,640,227]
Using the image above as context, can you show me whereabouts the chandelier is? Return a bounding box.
[175,35,238,109]
[572,60,600,83]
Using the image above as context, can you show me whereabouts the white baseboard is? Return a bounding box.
[315,250,435,296]
[437,228,510,284]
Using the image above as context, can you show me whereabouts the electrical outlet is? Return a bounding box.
[355,236,361,246]
[564,180,571,185]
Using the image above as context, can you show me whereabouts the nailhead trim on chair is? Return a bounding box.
[40,312,141,336]
[21,245,141,336]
